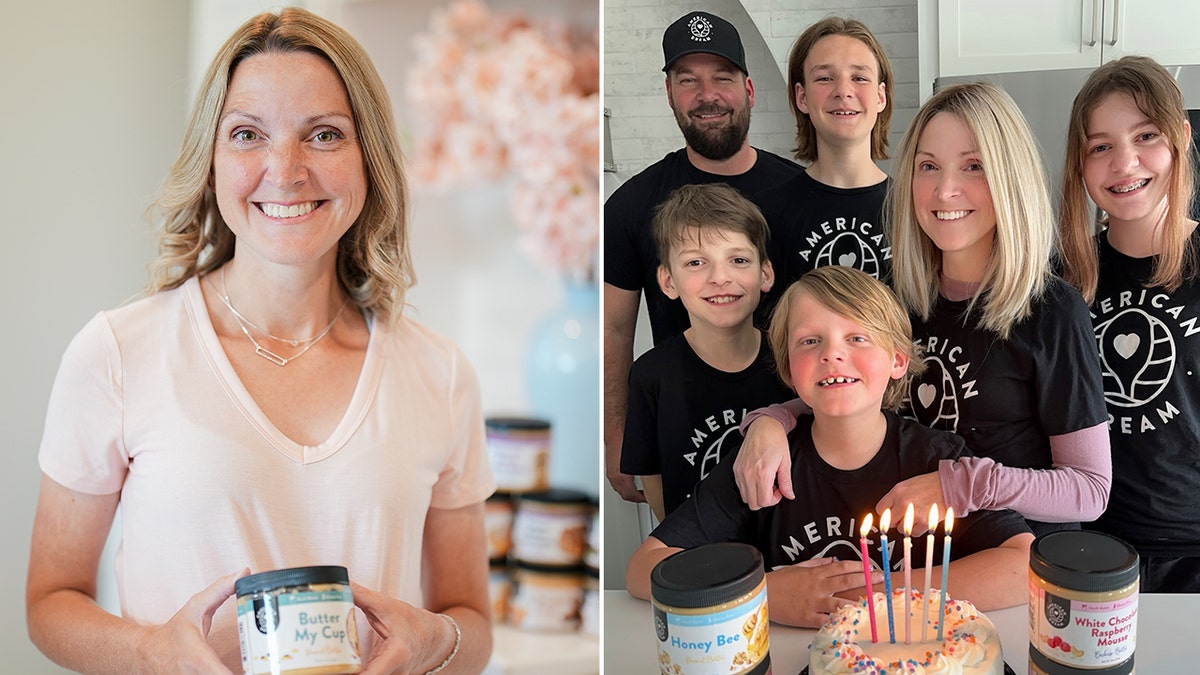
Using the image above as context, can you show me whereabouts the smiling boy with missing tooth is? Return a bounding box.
[625,266,1033,627]
[620,183,793,521]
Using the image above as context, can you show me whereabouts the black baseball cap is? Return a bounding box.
[662,11,748,75]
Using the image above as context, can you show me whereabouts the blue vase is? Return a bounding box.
[525,281,600,496]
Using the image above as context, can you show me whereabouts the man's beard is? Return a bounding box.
[675,102,751,162]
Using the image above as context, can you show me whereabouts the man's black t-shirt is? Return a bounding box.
[604,148,801,344]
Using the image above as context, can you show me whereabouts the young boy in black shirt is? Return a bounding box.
[625,266,1033,627]
[621,184,792,520]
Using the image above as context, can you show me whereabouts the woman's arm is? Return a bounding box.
[26,474,240,675]
[733,399,808,510]
[356,502,491,675]
[416,502,492,675]
[938,423,1111,520]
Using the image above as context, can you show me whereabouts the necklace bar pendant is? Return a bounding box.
[255,345,289,366]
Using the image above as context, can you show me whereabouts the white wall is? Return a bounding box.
[601,0,919,590]
[0,0,189,671]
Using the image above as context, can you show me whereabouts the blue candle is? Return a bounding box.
[879,508,895,643]
[937,508,954,641]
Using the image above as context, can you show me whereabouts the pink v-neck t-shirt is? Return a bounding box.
[39,276,495,669]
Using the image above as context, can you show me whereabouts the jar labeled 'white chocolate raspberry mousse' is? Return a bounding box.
[1029,531,1138,672]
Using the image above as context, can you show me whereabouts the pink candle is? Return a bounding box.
[902,503,914,644]
[921,504,938,642]
[858,513,878,643]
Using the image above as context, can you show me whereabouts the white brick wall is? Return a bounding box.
[604,0,919,181]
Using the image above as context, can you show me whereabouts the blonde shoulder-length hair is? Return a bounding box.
[1058,55,1197,304]
[888,81,1053,339]
[147,7,413,324]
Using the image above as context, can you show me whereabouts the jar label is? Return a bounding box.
[237,589,361,674]
[507,575,583,632]
[654,586,769,675]
[487,434,549,491]
[484,503,514,559]
[1028,579,1137,668]
[511,507,587,566]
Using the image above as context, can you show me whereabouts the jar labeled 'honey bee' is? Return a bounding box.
[235,566,361,675]
[650,543,771,675]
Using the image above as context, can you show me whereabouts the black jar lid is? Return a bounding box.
[512,561,584,576]
[517,488,591,505]
[1029,645,1133,674]
[651,542,764,609]
[486,417,551,431]
[235,565,349,597]
[1030,531,1139,592]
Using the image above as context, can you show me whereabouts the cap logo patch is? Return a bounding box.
[688,15,712,42]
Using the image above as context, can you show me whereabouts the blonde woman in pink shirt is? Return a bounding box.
[27,9,493,674]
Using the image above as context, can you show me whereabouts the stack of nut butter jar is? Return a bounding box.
[483,416,598,635]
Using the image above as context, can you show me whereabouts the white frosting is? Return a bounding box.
[808,589,1003,675]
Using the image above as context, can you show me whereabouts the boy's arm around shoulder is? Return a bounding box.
[625,536,680,601]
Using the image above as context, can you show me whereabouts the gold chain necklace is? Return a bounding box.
[213,268,349,366]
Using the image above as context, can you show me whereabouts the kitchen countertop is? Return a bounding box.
[485,623,599,674]
[604,590,1183,672]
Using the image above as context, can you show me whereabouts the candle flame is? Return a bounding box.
[880,508,891,533]
[945,507,955,535]
[902,503,915,535]
[928,504,939,530]
[860,512,873,538]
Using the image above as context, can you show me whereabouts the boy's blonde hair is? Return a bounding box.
[787,16,892,163]
[652,183,770,268]
[1058,55,1197,304]
[769,266,924,411]
[888,81,1052,339]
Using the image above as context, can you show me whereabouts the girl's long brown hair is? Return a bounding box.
[1058,56,1196,304]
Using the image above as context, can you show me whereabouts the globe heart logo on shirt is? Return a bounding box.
[838,253,858,267]
[917,383,937,409]
[1113,333,1140,360]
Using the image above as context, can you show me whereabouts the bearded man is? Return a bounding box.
[603,11,801,503]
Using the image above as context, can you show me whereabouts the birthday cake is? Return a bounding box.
[808,588,1003,675]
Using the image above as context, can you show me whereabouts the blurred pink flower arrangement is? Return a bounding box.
[407,0,600,283]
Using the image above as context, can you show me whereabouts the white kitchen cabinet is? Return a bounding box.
[938,0,1200,77]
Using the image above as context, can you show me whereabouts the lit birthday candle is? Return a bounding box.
[879,508,895,643]
[922,504,938,642]
[858,513,878,643]
[937,508,955,641]
[902,503,914,644]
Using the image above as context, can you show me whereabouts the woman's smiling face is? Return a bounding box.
[212,50,367,269]
[911,112,997,279]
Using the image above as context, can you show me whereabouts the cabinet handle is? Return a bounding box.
[1086,0,1099,47]
[1108,0,1120,46]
